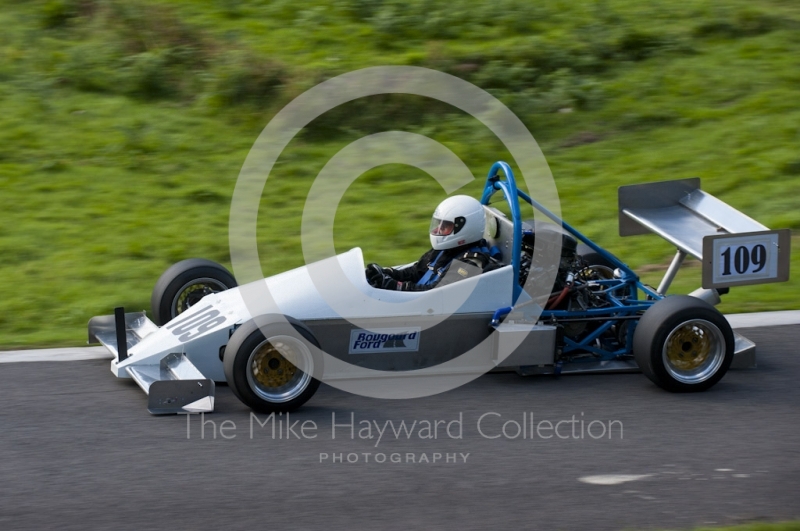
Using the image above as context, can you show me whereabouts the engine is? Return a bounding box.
[518,222,617,345]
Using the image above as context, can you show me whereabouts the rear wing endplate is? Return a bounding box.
[619,179,790,289]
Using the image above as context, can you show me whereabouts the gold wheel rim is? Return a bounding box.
[251,342,298,388]
[665,323,712,371]
[172,277,230,316]
[661,319,726,384]
[245,335,313,403]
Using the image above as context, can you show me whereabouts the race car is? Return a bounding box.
[88,161,791,415]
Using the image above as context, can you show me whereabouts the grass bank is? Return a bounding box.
[0,0,799,347]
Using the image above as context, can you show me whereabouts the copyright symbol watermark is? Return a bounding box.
[229,66,561,399]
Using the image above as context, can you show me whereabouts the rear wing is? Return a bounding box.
[619,179,790,290]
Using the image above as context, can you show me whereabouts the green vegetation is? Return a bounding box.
[1,0,799,347]
[688,523,800,531]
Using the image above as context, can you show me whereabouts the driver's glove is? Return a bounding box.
[365,263,385,287]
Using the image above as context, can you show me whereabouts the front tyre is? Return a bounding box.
[633,295,734,392]
[224,317,321,413]
[151,259,237,325]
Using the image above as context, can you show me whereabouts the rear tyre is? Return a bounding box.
[577,243,615,279]
[633,295,734,392]
[224,316,322,413]
[151,259,237,325]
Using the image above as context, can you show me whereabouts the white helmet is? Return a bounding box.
[429,195,486,250]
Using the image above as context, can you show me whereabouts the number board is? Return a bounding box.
[702,229,791,289]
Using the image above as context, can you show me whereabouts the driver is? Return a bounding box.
[365,195,501,291]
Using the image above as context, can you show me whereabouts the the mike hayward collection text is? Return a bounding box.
[182,411,624,443]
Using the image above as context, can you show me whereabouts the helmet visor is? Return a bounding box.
[429,218,455,236]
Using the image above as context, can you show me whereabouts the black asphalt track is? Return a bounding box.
[1,325,798,530]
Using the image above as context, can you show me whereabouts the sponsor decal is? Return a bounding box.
[349,327,421,354]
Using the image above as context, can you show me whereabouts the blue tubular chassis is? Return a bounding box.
[482,161,663,362]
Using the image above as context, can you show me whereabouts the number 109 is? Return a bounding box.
[720,244,767,276]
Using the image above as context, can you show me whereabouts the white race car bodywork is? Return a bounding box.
[90,248,524,413]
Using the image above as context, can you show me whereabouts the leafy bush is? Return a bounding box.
[40,0,77,29]
[694,10,778,39]
[616,30,667,61]
[207,51,288,108]
[60,42,122,93]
